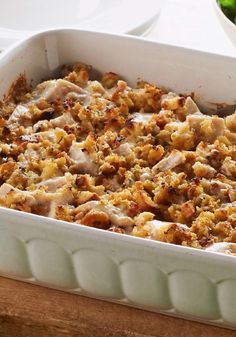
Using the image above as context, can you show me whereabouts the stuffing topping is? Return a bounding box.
[0,62,236,255]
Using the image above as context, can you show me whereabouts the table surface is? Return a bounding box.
[2,1,236,336]
[0,276,235,337]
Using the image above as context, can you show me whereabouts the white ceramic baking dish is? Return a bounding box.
[0,29,236,329]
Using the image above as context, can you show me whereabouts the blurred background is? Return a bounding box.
[0,0,235,56]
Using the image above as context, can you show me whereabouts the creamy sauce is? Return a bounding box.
[132,112,153,123]
[146,220,188,240]
[206,242,236,255]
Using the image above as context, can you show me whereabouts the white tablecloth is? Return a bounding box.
[145,0,236,57]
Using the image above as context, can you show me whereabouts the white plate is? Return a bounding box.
[212,0,236,49]
[0,0,161,49]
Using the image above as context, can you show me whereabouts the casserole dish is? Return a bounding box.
[1,29,236,329]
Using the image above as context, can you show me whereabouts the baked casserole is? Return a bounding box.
[0,63,235,254]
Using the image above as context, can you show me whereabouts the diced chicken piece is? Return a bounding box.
[8,105,31,126]
[75,200,134,228]
[187,114,225,142]
[0,184,17,198]
[32,79,88,104]
[201,179,232,201]
[0,183,35,205]
[193,161,216,178]
[29,128,66,144]
[225,112,236,132]
[202,179,232,191]
[186,114,211,133]
[69,142,98,175]
[103,204,133,227]
[65,91,89,103]
[33,130,56,142]
[44,188,73,204]
[152,150,185,172]
[32,120,50,132]
[125,113,153,140]
[37,176,66,192]
[50,113,76,128]
[144,220,189,240]
[201,116,225,141]
[132,112,153,124]
[221,157,236,179]
[36,173,75,192]
[0,183,73,217]
[31,112,75,131]
[0,183,73,204]
[8,81,88,125]
[46,188,74,218]
[221,201,236,208]
[113,143,133,156]
[17,133,42,144]
[145,220,171,239]
[206,242,236,256]
[184,97,200,115]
